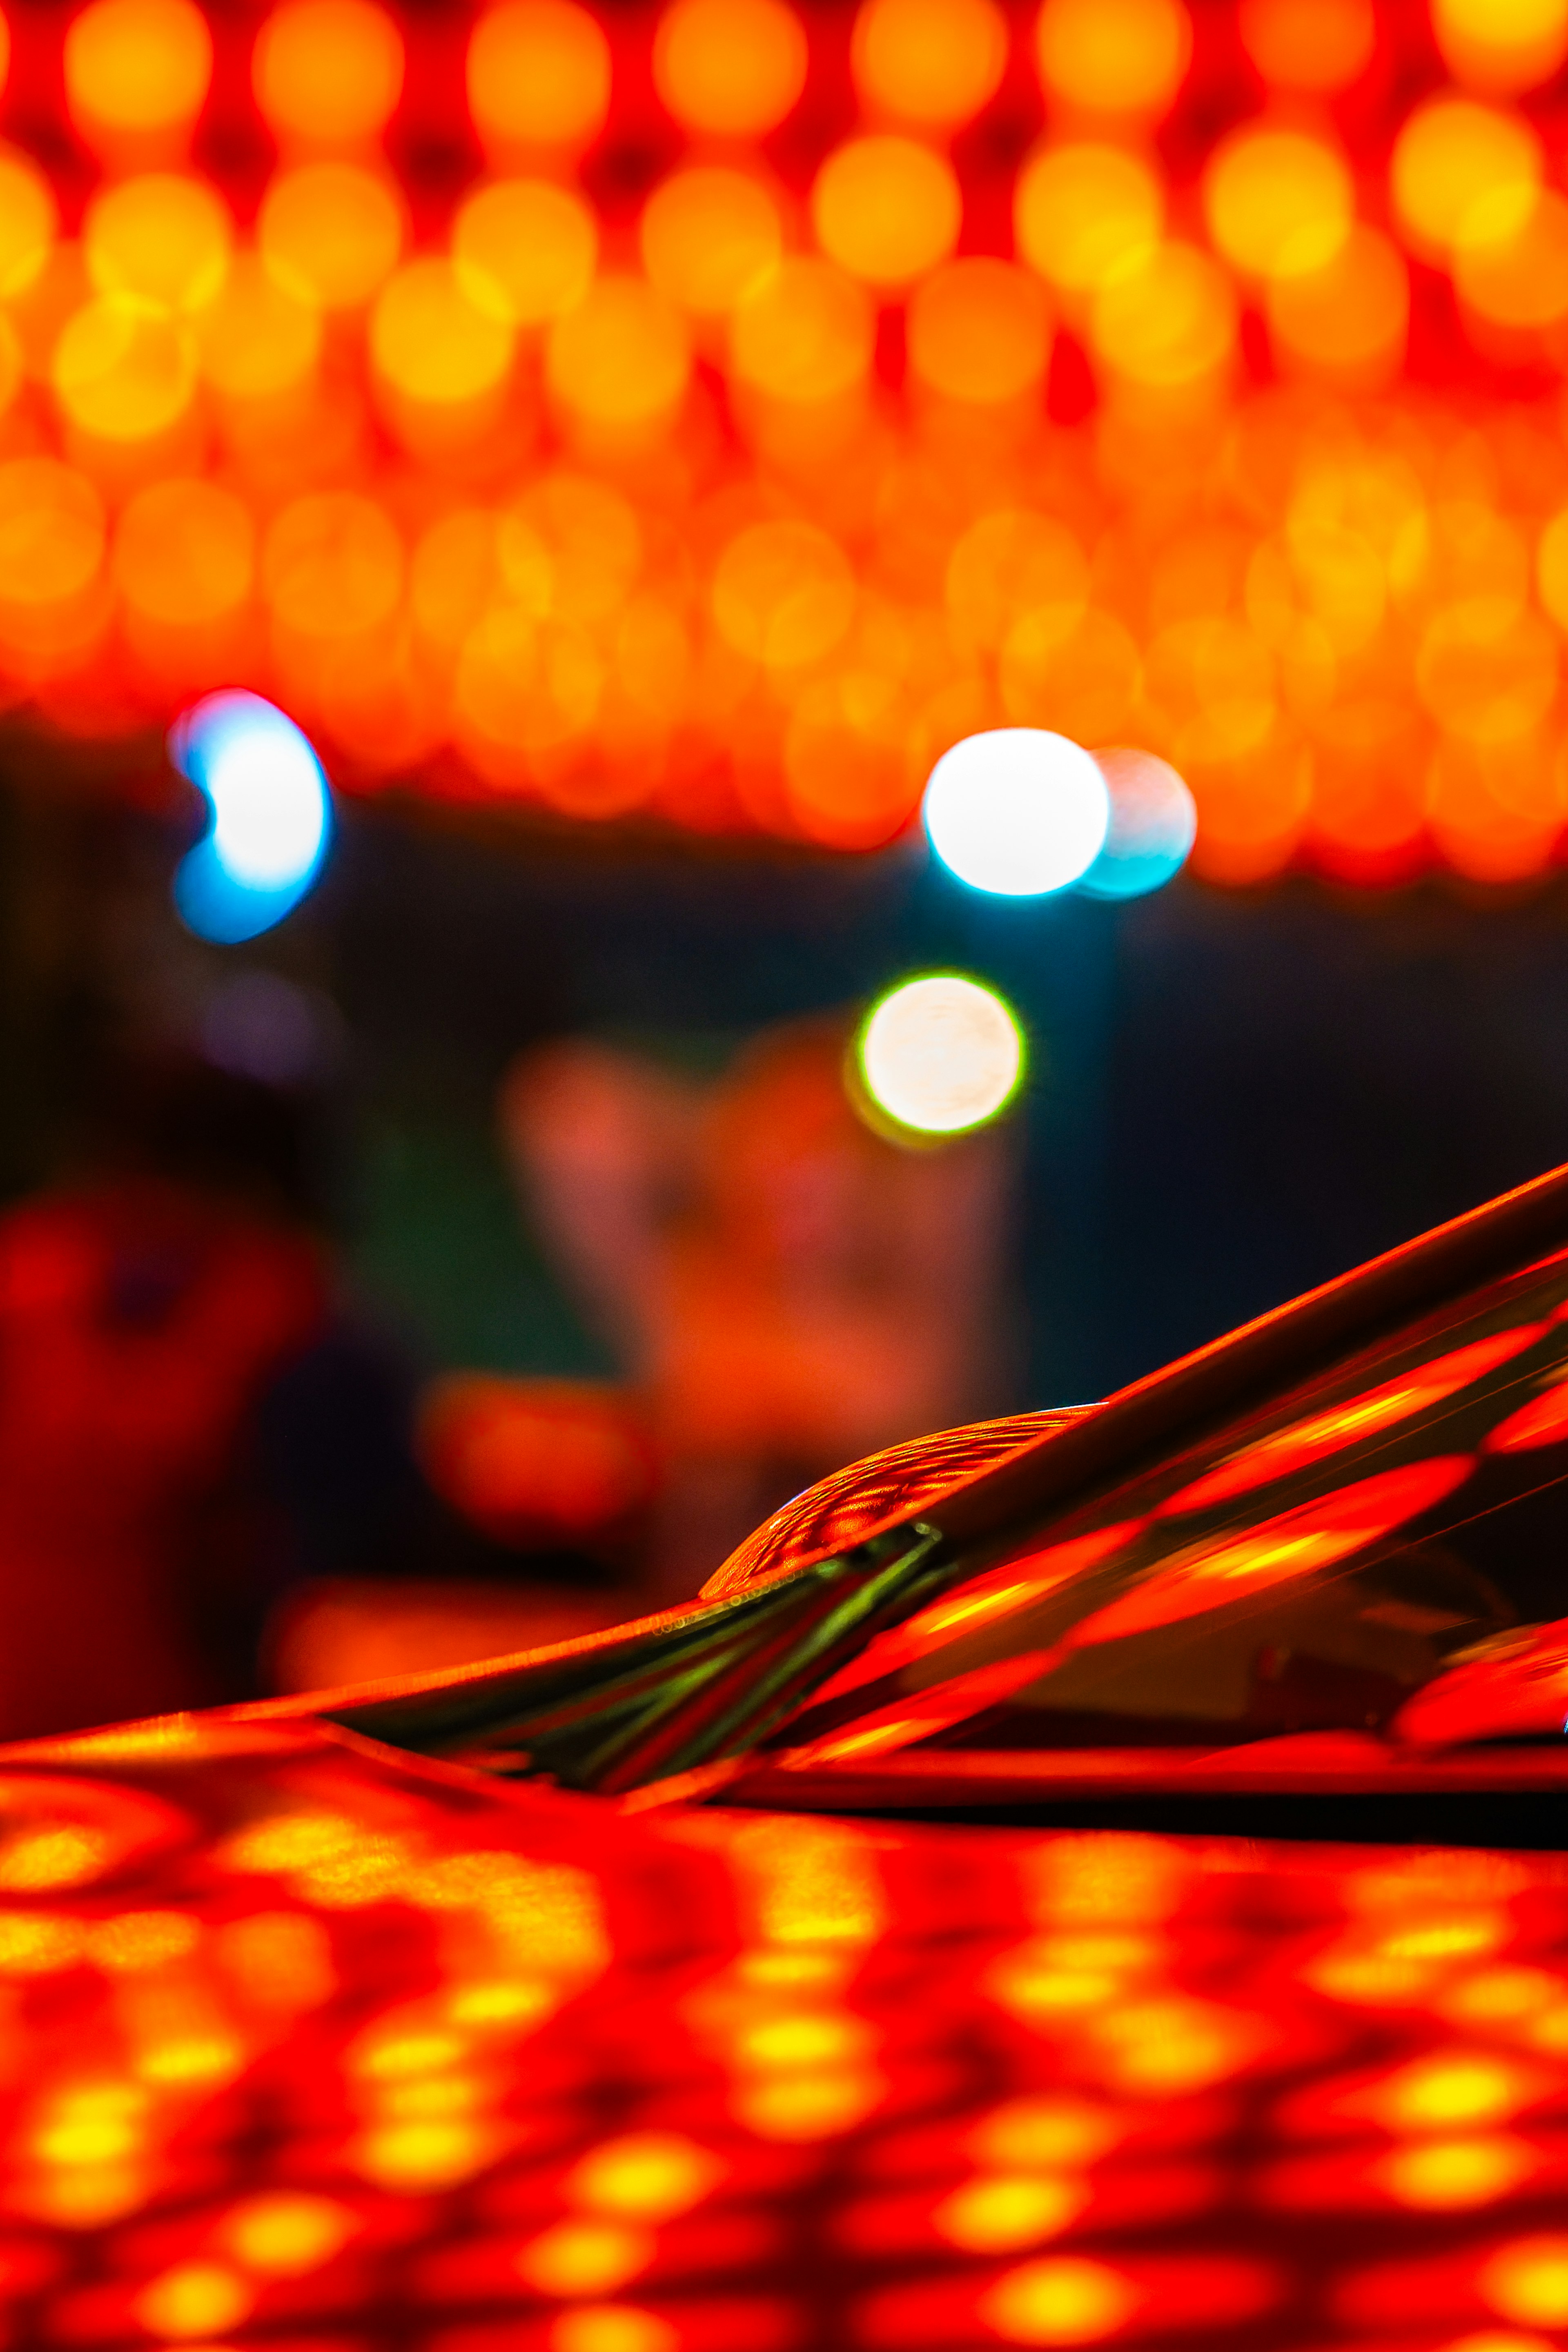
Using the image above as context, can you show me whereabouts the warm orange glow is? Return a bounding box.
[83,173,231,315]
[653,0,806,137]
[53,299,197,444]
[218,2191,356,2273]
[731,257,873,408]
[518,2219,654,2296]
[546,275,689,433]
[566,2133,724,2220]
[1202,127,1352,283]
[712,518,855,669]
[1265,223,1408,388]
[1417,599,1558,745]
[0,459,106,666]
[935,2173,1087,2251]
[1035,0,1192,119]
[0,0,1564,874]
[641,168,781,319]
[1433,0,1568,96]
[262,491,404,642]
[467,0,611,160]
[252,0,405,149]
[194,254,319,403]
[1456,189,1568,336]
[947,506,1086,652]
[978,2254,1140,2344]
[371,258,513,434]
[1014,142,1162,301]
[113,476,253,626]
[0,154,56,300]
[851,0,1008,131]
[1380,2134,1536,2209]
[1238,0,1372,91]
[1089,239,1236,401]
[1479,2237,1568,2326]
[453,179,596,327]
[1390,98,1541,264]
[811,135,960,287]
[64,0,212,163]
[258,161,403,310]
[135,2260,254,2338]
[908,258,1049,405]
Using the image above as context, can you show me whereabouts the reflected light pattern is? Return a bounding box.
[0,1706,1567,2345]
[0,0,1565,881]
[856,973,1025,1136]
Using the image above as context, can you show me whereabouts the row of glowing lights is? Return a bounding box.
[177,692,1187,1134]
[14,4,1568,443]
[0,2,1566,886]
[7,1797,1568,2349]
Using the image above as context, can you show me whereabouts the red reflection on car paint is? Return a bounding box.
[1159,1329,1550,1516]
[1392,1621,1568,1750]
[1058,1458,1476,1650]
[806,1524,1147,1712]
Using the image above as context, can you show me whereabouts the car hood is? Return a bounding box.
[0,1706,1559,2347]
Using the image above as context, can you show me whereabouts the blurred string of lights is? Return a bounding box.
[5,0,1568,882]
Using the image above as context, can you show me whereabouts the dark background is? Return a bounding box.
[8,737,1568,1413]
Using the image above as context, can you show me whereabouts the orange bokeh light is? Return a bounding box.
[1035,0,1192,119]
[193,253,319,405]
[453,179,597,327]
[851,0,1008,131]
[114,475,253,628]
[653,0,806,139]
[262,490,404,644]
[1237,0,1373,91]
[546,275,690,435]
[1433,0,1568,96]
[84,173,231,316]
[1014,141,1163,303]
[53,298,198,446]
[811,134,960,287]
[371,258,514,445]
[0,154,56,301]
[730,256,874,410]
[1202,127,1352,284]
[258,161,403,311]
[467,0,611,161]
[252,0,405,150]
[64,0,212,164]
[641,167,781,320]
[1390,98,1541,266]
[907,258,1050,405]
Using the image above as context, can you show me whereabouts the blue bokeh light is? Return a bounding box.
[170,691,332,944]
[1078,746,1196,900]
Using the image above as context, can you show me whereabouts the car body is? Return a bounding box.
[7,1165,1568,2348]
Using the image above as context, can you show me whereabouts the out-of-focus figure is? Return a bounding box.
[502,1018,1016,1590]
[0,1056,328,1737]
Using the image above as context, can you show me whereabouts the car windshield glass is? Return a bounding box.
[768,1240,1568,1764]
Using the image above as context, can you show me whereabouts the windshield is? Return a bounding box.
[764,1241,1568,1767]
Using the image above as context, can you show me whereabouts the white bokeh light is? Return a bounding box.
[198,700,330,888]
[857,974,1025,1137]
[922,727,1110,896]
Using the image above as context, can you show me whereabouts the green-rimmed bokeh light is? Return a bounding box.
[855,973,1026,1140]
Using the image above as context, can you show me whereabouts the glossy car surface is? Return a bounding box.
[7,1166,1568,2348]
